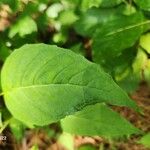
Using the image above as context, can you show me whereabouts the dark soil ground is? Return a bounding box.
[0,82,150,150]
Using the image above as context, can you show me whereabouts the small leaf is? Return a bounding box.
[139,133,150,148]
[61,103,140,137]
[46,3,63,18]
[132,48,147,81]
[58,10,78,25]
[1,44,138,126]
[9,16,37,38]
[140,33,150,54]
[92,12,148,64]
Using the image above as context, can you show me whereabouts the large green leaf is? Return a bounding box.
[92,12,147,64]
[1,44,138,126]
[61,103,140,137]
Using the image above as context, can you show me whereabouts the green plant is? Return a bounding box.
[0,0,150,148]
[0,43,140,138]
[138,133,150,148]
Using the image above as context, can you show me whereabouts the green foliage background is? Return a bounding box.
[0,0,150,149]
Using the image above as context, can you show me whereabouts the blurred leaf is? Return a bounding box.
[30,145,39,150]
[61,0,80,9]
[132,48,147,76]
[100,0,123,7]
[134,0,150,11]
[9,118,25,141]
[139,133,150,148]
[118,48,148,93]
[38,0,50,3]
[20,2,39,16]
[78,144,97,150]
[0,108,11,121]
[80,0,102,11]
[58,132,74,150]
[0,41,11,61]
[140,33,150,53]
[0,0,20,11]
[59,10,78,25]
[53,31,68,44]
[122,3,136,15]
[43,126,55,138]
[117,69,140,93]
[36,13,49,30]
[92,12,146,64]
[70,43,85,56]
[9,34,37,49]
[9,16,37,38]
[46,3,64,18]
[61,103,140,137]
[80,0,123,11]
[74,8,117,37]
[144,59,150,84]
[102,47,136,75]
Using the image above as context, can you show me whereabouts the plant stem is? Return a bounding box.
[0,118,12,133]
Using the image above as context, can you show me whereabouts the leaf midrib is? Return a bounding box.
[4,82,107,95]
[106,20,150,36]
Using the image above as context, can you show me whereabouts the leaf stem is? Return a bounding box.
[0,118,12,133]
